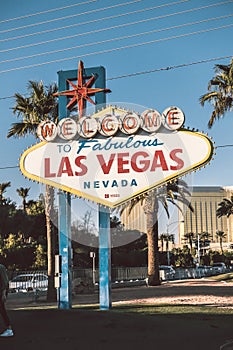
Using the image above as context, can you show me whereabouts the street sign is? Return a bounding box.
[20,106,213,208]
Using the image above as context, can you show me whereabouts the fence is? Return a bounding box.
[8,265,225,293]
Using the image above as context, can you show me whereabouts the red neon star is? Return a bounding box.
[54,60,111,117]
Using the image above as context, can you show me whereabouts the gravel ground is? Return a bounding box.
[111,279,233,308]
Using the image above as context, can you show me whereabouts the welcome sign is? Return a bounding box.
[20,106,213,208]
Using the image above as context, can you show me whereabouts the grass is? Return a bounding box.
[207,272,233,282]
[12,300,233,316]
[111,303,233,316]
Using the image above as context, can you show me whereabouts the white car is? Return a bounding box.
[212,262,227,274]
[159,265,176,280]
[9,273,48,293]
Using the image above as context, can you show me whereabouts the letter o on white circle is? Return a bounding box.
[119,112,141,134]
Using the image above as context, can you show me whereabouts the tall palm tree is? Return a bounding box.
[183,232,195,250]
[216,196,233,218]
[16,187,30,212]
[216,230,227,255]
[199,58,233,128]
[7,80,58,301]
[159,233,167,252]
[0,182,11,204]
[121,179,193,286]
[164,233,175,265]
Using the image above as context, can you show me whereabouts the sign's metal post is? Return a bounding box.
[57,70,72,309]
[99,205,112,310]
[57,64,110,310]
[58,190,72,309]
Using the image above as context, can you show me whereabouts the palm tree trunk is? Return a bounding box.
[220,238,224,255]
[145,195,161,286]
[23,198,26,212]
[45,185,57,301]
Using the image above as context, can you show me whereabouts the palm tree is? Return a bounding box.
[216,196,233,218]
[183,232,195,250]
[159,233,167,252]
[121,179,193,286]
[8,80,58,137]
[216,230,227,255]
[7,80,58,301]
[0,182,11,204]
[16,187,30,212]
[199,58,233,128]
[164,233,175,265]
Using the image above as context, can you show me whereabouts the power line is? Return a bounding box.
[0,54,231,99]
[0,1,189,44]
[0,1,230,53]
[0,0,142,34]
[216,144,233,148]
[107,55,233,80]
[0,95,14,100]
[0,23,232,74]
[1,14,232,65]
[0,166,19,170]
[0,0,98,24]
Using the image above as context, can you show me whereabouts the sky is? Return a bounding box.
[0,0,233,234]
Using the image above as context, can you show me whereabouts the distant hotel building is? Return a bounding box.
[121,186,233,251]
[179,186,233,250]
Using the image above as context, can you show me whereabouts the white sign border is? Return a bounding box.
[20,129,214,208]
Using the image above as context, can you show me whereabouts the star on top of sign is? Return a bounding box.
[54,60,111,117]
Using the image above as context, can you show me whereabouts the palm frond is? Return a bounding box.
[200,57,233,128]
[7,122,37,138]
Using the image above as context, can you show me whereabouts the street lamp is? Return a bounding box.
[90,251,96,285]
[197,234,200,265]
[166,220,184,265]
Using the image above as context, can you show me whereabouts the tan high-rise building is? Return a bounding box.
[179,186,233,250]
[121,186,233,251]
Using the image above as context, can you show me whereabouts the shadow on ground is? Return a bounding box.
[1,305,233,350]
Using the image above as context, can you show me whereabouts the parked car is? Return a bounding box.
[196,265,214,277]
[159,265,176,280]
[9,273,48,293]
[212,262,227,274]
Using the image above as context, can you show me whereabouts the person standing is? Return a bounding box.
[0,262,14,337]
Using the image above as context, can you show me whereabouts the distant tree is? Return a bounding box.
[0,182,11,204]
[216,196,233,218]
[16,187,30,212]
[110,216,123,230]
[164,234,175,253]
[72,210,98,248]
[159,234,167,252]
[0,198,16,237]
[173,245,193,267]
[26,198,45,215]
[33,244,47,269]
[216,230,227,255]
[8,80,58,301]
[183,232,195,250]
[199,58,233,128]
